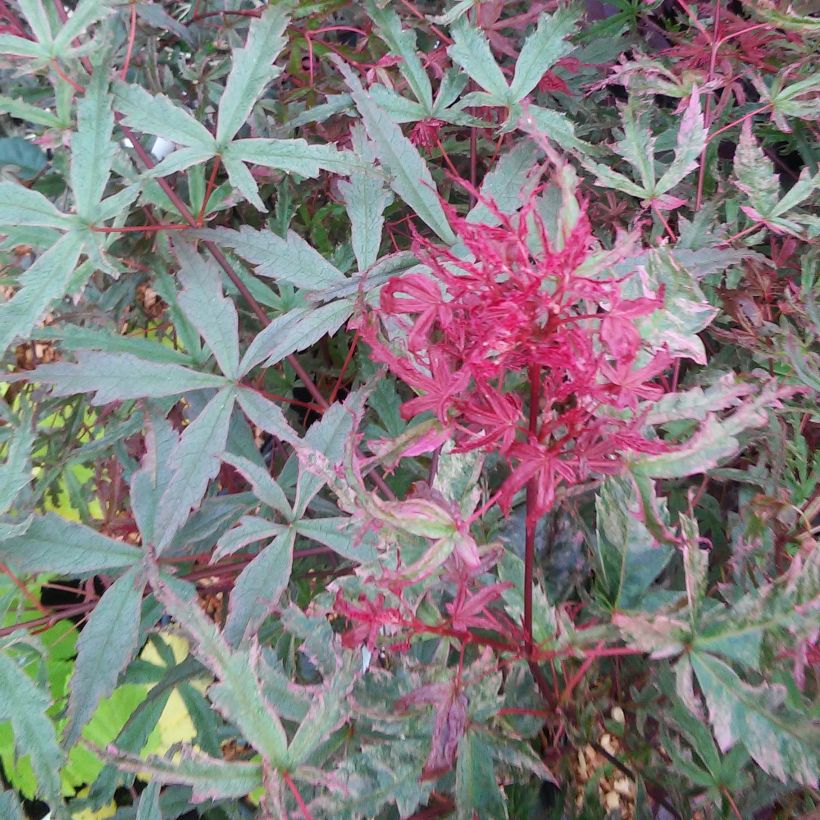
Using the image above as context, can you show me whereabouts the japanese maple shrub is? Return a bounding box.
[0,0,817,818]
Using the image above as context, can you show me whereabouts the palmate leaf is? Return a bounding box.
[26,351,230,403]
[334,56,456,244]
[690,652,818,787]
[655,88,707,195]
[41,323,193,365]
[0,653,67,818]
[226,139,359,176]
[594,476,673,611]
[466,141,540,226]
[584,90,706,206]
[200,225,345,290]
[239,299,354,374]
[104,744,262,802]
[339,123,393,270]
[0,181,74,229]
[367,0,433,112]
[213,516,286,562]
[154,387,236,552]
[146,145,217,179]
[448,17,509,102]
[17,0,52,45]
[0,513,142,574]
[145,566,289,767]
[0,414,34,516]
[130,409,179,547]
[0,230,85,355]
[215,4,289,147]
[0,33,48,59]
[63,565,146,747]
[223,528,295,647]
[632,381,783,479]
[456,730,507,820]
[70,61,115,222]
[235,388,300,447]
[222,139,360,211]
[222,453,292,520]
[173,241,240,378]
[51,0,108,53]
[508,7,578,102]
[220,155,266,211]
[113,82,216,150]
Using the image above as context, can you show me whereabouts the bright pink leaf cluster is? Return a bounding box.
[361,188,670,521]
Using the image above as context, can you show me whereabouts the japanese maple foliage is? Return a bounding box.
[0,0,817,817]
[361,169,670,522]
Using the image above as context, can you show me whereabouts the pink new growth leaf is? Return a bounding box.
[361,173,670,522]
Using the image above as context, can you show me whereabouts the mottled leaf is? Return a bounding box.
[633,383,782,479]
[655,88,707,195]
[145,566,289,766]
[594,476,673,611]
[286,662,354,767]
[294,517,377,562]
[294,400,355,516]
[455,730,507,820]
[690,651,818,786]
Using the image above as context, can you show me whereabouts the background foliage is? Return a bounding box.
[0,0,817,817]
